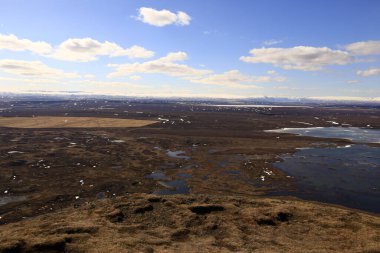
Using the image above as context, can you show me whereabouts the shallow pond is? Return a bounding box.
[272,144,380,213]
[146,168,190,195]
[145,149,192,195]
[266,127,380,144]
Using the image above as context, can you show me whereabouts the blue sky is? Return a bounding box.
[0,0,379,100]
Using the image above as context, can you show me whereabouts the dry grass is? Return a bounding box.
[0,194,379,252]
[0,117,157,128]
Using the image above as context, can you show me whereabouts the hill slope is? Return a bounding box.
[0,194,379,253]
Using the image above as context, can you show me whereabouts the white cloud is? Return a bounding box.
[122,45,156,59]
[357,67,380,77]
[129,75,141,81]
[267,70,277,75]
[51,38,154,62]
[240,46,353,71]
[68,79,145,89]
[263,39,283,46]
[347,80,359,84]
[0,59,79,78]
[158,51,188,62]
[0,76,60,84]
[0,34,52,54]
[188,70,285,88]
[274,85,290,90]
[310,96,380,102]
[137,7,191,27]
[83,74,95,79]
[345,40,380,55]
[107,51,211,78]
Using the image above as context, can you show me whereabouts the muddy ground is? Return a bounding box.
[0,100,379,252]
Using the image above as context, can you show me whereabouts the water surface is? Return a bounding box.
[146,171,168,180]
[154,180,189,195]
[0,196,27,206]
[272,144,380,213]
[166,150,190,159]
[208,104,311,108]
[267,127,380,144]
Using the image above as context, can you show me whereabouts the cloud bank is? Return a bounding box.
[240,46,352,71]
[107,51,211,78]
[345,40,380,56]
[0,34,52,54]
[0,59,79,78]
[357,67,380,77]
[188,70,285,88]
[0,34,154,62]
[108,53,284,88]
[51,38,154,62]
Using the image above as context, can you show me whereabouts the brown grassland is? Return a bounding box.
[1,194,380,253]
[0,117,157,128]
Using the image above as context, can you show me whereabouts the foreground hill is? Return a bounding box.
[0,194,379,253]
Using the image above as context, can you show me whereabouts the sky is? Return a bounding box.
[0,0,379,100]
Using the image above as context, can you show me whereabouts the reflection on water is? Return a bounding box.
[0,196,27,206]
[110,139,125,143]
[146,169,190,195]
[154,180,189,195]
[176,173,192,179]
[266,127,380,143]
[146,171,168,180]
[166,150,190,159]
[97,192,106,199]
[224,170,241,175]
[272,144,380,213]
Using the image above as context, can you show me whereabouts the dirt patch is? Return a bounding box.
[0,117,157,128]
